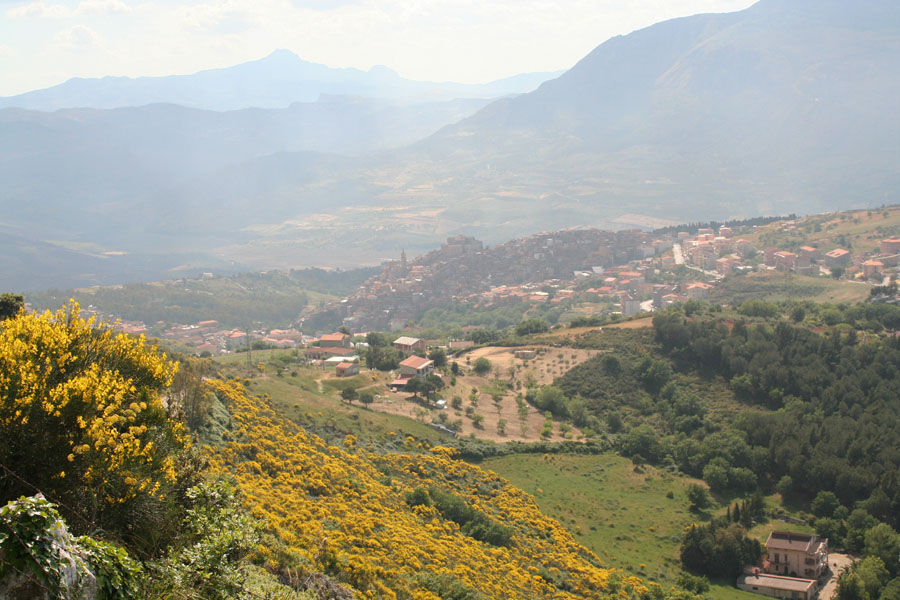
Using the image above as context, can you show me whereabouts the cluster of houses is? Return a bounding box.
[760,239,898,282]
[738,531,831,600]
[674,223,900,285]
[308,229,676,333]
[104,218,898,357]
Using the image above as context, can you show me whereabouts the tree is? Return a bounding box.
[0,292,24,320]
[515,318,549,337]
[428,348,447,368]
[776,475,793,496]
[366,332,390,347]
[405,378,424,399]
[341,387,358,404]
[359,390,375,408]
[621,425,661,463]
[811,491,842,518]
[473,357,491,376]
[450,361,460,375]
[864,524,900,577]
[533,386,569,417]
[687,484,710,511]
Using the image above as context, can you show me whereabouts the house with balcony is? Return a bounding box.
[764,531,828,580]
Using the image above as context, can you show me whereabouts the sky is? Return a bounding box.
[0,0,757,97]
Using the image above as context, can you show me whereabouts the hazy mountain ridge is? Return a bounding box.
[0,49,563,112]
[4,0,900,291]
[0,96,491,246]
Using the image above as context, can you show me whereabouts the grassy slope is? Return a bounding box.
[710,271,869,305]
[483,454,787,600]
[214,350,447,445]
[742,205,900,255]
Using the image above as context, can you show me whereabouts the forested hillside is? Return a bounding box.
[544,300,900,596]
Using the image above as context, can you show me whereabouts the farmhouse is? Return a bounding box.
[335,362,360,378]
[398,355,434,379]
[764,531,829,579]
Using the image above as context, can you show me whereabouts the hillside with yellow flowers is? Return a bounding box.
[208,378,658,599]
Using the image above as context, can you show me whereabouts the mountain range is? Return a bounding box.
[0,49,563,112]
[2,0,899,291]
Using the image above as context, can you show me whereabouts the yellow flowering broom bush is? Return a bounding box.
[0,302,189,552]
[208,379,657,599]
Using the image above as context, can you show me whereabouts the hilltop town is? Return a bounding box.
[70,207,900,355]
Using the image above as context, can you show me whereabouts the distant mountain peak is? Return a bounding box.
[367,65,400,79]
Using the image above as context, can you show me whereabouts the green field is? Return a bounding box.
[483,454,701,580]
[483,453,780,600]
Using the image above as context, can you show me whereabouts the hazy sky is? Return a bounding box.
[0,0,757,96]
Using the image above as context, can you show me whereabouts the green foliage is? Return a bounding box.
[428,348,447,368]
[675,572,710,595]
[415,572,485,600]
[473,357,491,376]
[811,491,842,518]
[0,495,142,600]
[532,386,569,417]
[737,299,780,319]
[144,479,261,600]
[0,293,24,321]
[365,332,391,347]
[620,425,664,463]
[837,556,894,600]
[365,345,402,371]
[358,391,375,407]
[427,487,513,547]
[864,524,900,577]
[680,520,762,579]
[515,318,549,337]
[404,486,432,508]
[686,484,710,511]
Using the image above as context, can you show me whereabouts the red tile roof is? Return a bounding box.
[399,355,433,369]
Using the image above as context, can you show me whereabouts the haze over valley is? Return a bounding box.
[2,0,899,291]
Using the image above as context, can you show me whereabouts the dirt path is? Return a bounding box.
[819,553,855,600]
